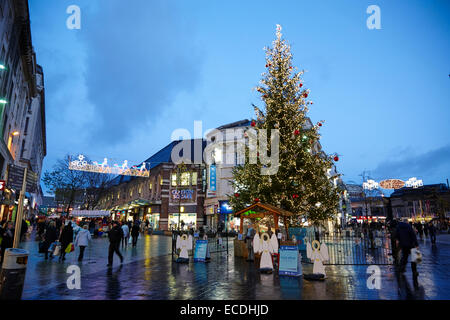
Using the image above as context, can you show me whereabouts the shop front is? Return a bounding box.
[145,207,161,230]
[205,204,218,231]
[168,213,197,230]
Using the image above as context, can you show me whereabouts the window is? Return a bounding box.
[171,173,177,186]
[160,176,163,185]
[117,192,120,200]
[139,185,142,194]
[180,172,190,186]
[149,182,152,190]
[191,172,198,186]
[130,189,133,198]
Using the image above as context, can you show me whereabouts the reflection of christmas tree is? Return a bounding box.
[230,25,340,227]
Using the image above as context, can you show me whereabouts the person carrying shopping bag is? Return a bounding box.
[59,221,74,262]
[131,222,140,247]
[43,221,58,260]
[121,222,130,249]
[74,225,92,262]
[396,220,420,280]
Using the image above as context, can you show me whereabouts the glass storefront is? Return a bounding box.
[146,213,160,230]
[169,213,197,230]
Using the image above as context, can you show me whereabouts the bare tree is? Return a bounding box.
[42,155,86,213]
[42,155,114,212]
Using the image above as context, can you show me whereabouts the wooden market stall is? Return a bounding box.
[233,202,294,259]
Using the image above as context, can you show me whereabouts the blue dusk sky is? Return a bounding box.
[28,0,450,193]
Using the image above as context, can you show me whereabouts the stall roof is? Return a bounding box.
[234,202,295,217]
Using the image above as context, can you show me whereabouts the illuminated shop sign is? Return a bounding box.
[209,165,216,191]
[219,200,233,214]
[172,189,194,200]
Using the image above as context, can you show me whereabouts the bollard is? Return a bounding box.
[0,248,29,300]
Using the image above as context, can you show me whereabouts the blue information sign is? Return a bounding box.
[194,240,208,262]
[279,245,302,277]
[209,165,216,191]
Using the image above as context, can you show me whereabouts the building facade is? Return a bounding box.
[97,140,206,231]
[0,0,46,220]
[346,183,388,223]
[390,183,450,221]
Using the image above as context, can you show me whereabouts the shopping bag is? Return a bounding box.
[128,236,132,244]
[411,248,422,264]
[48,242,56,253]
[53,244,61,256]
[65,243,74,254]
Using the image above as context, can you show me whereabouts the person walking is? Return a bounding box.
[416,222,423,240]
[43,221,58,260]
[396,220,419,278]
[423,223,429,239]
[59,221,74,262]
[121,222,130,249]
[107,221,124,267]
[1,222,14,264]
[74,225,91,262]
[131,222,140,247]
[89,219,95,234]
[428,222,437,245]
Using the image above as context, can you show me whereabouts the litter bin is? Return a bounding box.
[0,248,29,300]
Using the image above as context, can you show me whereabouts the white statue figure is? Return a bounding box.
[306,240,329,277]
[121,160,128,170]
[139,162,146,172]
[176,234,193,263]
[253,232,278,273]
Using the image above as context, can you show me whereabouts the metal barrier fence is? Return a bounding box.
[302,231,395,265]
[171,232,235,257]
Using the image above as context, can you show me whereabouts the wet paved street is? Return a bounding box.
[17,232,450,300]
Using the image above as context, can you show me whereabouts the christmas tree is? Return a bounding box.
[229,25,340,227]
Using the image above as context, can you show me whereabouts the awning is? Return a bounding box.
[71,210,110,217]
[234,202,294,218]
[111,199,151,211]
[234,202,295,236]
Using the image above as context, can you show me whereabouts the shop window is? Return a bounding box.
[191,172,198,186]
[181,172,190,186]
[171,173,177,186]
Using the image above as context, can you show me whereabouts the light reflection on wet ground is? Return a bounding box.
[19,233,450,300]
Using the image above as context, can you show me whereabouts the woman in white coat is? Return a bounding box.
[74,225,92,262]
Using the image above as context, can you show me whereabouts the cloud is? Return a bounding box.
[79,0,203,144]
[372,144,450,183]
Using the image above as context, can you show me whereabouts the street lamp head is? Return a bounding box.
[0,64,5,70]
[12,131,20,136]
[0,99,7,104]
